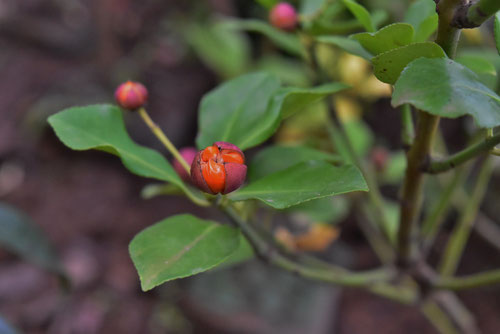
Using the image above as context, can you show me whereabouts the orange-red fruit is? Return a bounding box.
[114,81,148,110]
[269,2,298,31]
[191,142,247,195]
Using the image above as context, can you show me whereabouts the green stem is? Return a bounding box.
[421,164,470,252]
[435,268,500,290]
[421,302,460,334]
[398,111,440,266]
[221,204,395,287]
[138,108,191,174]
[425,133,500,174]
[401,104,415,148]
[435,0,463,58]
[438,157,493,276]
[453,0,500,28]
[326,120,394,243]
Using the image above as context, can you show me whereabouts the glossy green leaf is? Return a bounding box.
[404,0,438,42]
[248,145,342,181]
[0,203,64,275]
[372,42,446,84]
[230,160,368,209]
[197,73,348,151]
[456,55,497,90]
[254,56,310,87]
[304,10,387,35]
[316,35,372,60]
[342,0,375,32]
[494,12,500,55]
[392,58,500,128]
[352,23,414,55]
[277,82,350,119]
[184,22,250,78]
[286,196,349,223]
[221,19,304,56]
[129,214,241,291]
[329,120,374,163]
[196,72,281,150]
[48,104,193,194]
[217,235,254,268]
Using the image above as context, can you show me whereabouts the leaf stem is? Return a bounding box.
[421,164,470,252]
[221,204,395,287]
[434,268,500,290]
[438,156,493,276]
[424,133,500,174]
[401,104,415,149]
[453,0,500,28]
[138,108,191,174]
[397,111,440,266]
[397,0,465,267]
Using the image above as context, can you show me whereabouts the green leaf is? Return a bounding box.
[494,12,500,55]
[392,58,500,128]
[330,120,374,163]
[352,23,414,55]
[217,235,254,268]
[255,0,279,9]
[316,35,372,60]
[277,82,350,119]
[404,0,438,42]
[286,196,349,223]
[254,56,310,87]
[48,104,193,194]
[221,19,304,56]
[456,55,497,90]
[229,160,368,209]
[342,0,375,32]
[0,203,64,275]
[196,73,348,151]
[381,151,407,184]
[196,72,281,151]
[300,0,327,16]
[248,145,342,181]
[129,214,241,291]
[183,22,250,78]
[372,42,446,84]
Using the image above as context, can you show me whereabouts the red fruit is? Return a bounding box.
[114,81,148,110]
[191,142,247,195]
[269,2,298,31]
[371,147,389,172]
[173,147,197,182]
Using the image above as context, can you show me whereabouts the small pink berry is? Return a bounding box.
[269,2,298,31]
[173,147,198,182]
[114,81,148,111]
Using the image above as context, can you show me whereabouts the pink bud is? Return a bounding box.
[269,2,298,31]
[173,147,198,182]
[114,81,148,110]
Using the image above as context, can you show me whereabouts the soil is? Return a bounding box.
[1,1,500,333]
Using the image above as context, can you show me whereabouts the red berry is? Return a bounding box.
[371,147,389,172]
[191,142,247,195]
[173,147,197,183]
[114,81,148,110]
[269,2,298,31]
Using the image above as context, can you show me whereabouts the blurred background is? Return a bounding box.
[1,0,500,333]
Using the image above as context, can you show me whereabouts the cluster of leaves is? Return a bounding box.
[47,0,500,294]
